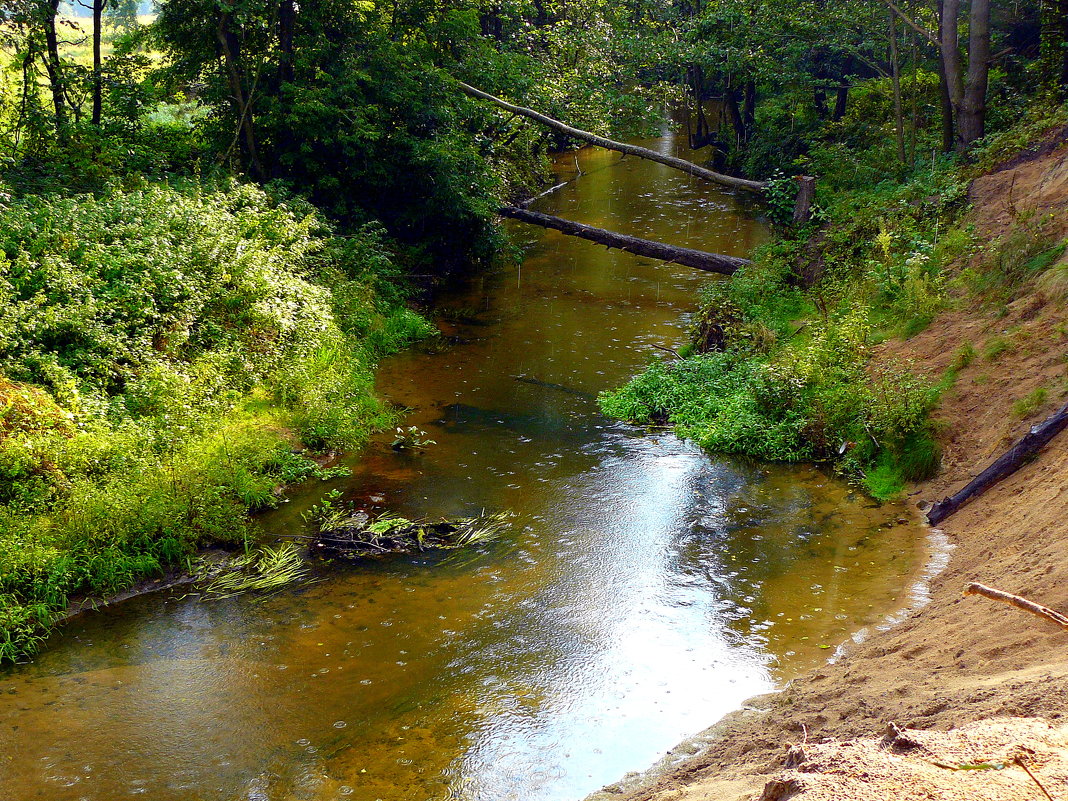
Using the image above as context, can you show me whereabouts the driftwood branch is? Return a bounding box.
[651,343,683,360]
[964,582,1068,631]
[926,401,1068,525]
[499,206,750,275]
[1014,756,1056,801]
[457,81,767,194]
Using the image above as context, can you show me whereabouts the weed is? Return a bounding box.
[1012,387,1049,419]
[984,336,1015,361]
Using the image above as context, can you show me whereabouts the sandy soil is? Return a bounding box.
[588,128,1068,801]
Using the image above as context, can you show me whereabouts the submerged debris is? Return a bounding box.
[305,492,513,558]
[194,542,311,600]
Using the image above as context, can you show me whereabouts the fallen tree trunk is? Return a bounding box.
[926,401,1068,525]
[500,206,750,275]
[458,81,767,194]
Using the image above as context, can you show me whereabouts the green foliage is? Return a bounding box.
[763,169,798,225]
[984,336,1014,361]
[601,272,940,483]
[0,180,426,662]
[1012,387,1049,419]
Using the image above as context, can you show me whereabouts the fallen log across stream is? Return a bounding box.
[499,206,751,275]
[457,81,767,194]
[926,401,1068,525]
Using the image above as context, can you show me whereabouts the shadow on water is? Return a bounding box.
[0,132,928,801]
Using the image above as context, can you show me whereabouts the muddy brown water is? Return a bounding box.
[0,134,929,801]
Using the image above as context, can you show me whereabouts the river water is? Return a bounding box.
[0,134,928,801]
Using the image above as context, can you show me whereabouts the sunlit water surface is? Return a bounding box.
[0,133,927,801]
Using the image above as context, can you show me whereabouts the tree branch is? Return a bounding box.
[881,0,940,49]
[964,582,1068,631]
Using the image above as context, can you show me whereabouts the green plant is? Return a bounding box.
[984,336,1014,361]
[391,426,437,450]
[1012,387,1049,419]
[0,181,429,662]
[764,170,799,225]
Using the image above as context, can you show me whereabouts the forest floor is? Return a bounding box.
[587,131,1068,801]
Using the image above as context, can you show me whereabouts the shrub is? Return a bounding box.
[0,180,427,661]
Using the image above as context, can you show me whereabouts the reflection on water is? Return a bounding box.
[0,133,925,801]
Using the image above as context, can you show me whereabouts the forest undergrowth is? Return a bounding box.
[601,101,1068,500]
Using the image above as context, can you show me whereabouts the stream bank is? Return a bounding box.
[588,126,1068,801]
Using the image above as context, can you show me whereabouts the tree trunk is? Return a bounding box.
[936,0,956,152]
[814,89,829,118]
[456,82,766,193]
[889,11,907,165]
[42,0,68,142]
[278,0,296,85]
[926,401,1068,525]
[792,176,817,225]
[909,31,919,165]
[499,207,751,275]
[742,80,756,134]
[940,0,964,150]
[215,12,264,179]
[833,85,849,120]
[92,0,103,125]
[723,86,747,145]
[957,0,990,148]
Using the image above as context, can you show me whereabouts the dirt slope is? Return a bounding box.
[589,130,1068,801]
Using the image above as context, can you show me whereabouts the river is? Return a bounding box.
[0,132,928,801]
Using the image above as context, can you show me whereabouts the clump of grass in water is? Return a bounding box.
[196,542,310,600]
[308,496,513,557]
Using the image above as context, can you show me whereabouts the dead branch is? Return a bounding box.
[456,81,766,193]
[651,344,683,360]
[1014,756,1055,801]
[499,206,750,274]
[926,401,1068,525]
[964,582,1068,631]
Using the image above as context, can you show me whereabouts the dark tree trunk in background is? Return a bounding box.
[42,0,68,141]
[833,85,849,120]
[814,89,829,117]
[724,86,747,144]
[936,0,955,152]
[957,0,990,147]
[940,0,963,149]
[278,0,296,85]
[742,80,756,133]
[216,12,264,179]
[91,0,103,125]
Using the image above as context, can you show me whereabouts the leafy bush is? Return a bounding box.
[0,180,427,661]
[601,272,940,488]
